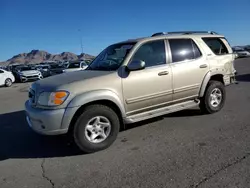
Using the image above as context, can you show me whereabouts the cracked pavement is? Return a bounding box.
[0,58,250,188]
[41,159,55,188]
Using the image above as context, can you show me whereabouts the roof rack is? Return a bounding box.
[151,31,218,37]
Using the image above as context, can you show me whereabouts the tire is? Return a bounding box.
[199,80,226,114]
[73,104,120,153]
[5,78,12,87]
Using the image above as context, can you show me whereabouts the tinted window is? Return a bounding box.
[0,70,4,73]
[20,67,34,71]
[131,40,166,67]
[68,62,80,68]
[202,37,229,55]
[169,39,198,63]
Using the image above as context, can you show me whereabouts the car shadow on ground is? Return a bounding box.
[236,73,250,82]
[0,110,82,161]
[0,108,203,161]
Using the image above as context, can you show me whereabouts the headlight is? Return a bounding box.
[37,91,69,106]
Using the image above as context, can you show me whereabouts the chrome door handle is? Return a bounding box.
[158,71,169,76]
[200,64,208,68]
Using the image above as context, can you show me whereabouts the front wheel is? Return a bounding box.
[5,78,12,87]
[199,81,226,114]
[73,104,120,153]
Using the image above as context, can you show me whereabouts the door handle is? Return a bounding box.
[158,71,169,76]
[199,64,208,68]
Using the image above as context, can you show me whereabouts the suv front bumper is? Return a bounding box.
[25,100,68,135]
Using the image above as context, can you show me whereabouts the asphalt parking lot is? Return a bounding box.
[0,58,250,188]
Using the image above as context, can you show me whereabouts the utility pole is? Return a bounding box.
[78,29,84,55]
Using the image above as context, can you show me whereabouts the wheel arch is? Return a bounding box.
[65,90,126,132]
[199,70,225,97]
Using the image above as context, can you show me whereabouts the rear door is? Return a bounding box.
[168,38,209,101]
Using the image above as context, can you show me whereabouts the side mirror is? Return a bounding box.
[127,60,145,71]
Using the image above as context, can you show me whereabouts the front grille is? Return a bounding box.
[26,75,39,79]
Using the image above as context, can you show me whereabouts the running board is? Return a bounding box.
[125,100,200,123]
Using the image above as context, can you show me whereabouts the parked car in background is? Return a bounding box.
[49,63,65,76]
[232,47,250,58]
[35,64,51,78]
[9,64,26,81]
[243,45,250,53]
[62,61,88,73]
[61,61,69,68]
[16,66,43,82]
[0,68,15,87]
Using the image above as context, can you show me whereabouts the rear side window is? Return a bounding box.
[202,37,229,55]
[0,70,4,73]
[169,39,202,63]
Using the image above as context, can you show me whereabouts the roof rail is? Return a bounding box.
[151,32,167,37]
[151,31,218,37]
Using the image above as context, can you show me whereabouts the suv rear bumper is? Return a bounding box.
[224,74,236,86]
[25,100,68,135]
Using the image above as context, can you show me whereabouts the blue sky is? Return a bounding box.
[1,0,250,61]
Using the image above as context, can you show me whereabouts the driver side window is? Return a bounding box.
[131,40,166,67]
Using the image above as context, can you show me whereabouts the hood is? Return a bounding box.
[34,70,113,91]
[19,70,40,75]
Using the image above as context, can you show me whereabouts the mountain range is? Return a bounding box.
[0,50,95,66]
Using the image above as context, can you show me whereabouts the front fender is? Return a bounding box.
[67,89,126,117]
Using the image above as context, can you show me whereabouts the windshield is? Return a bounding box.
[68,62,81,68]
[19,67,34,71]
[87,42,136,71]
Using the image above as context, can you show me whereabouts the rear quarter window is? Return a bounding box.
[202,37,229,55]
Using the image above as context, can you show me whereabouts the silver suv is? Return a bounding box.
[25,31,236,153]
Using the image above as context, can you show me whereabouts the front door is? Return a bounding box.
[122,39,173,116]
[168,38,209,101]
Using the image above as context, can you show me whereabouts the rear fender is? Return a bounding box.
[199,69,225,97]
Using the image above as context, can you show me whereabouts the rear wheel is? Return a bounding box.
[199,80,226,114]
[73,104,120,153]
[5,78,12,87]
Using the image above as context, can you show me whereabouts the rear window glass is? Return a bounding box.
[202,37,229,55]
